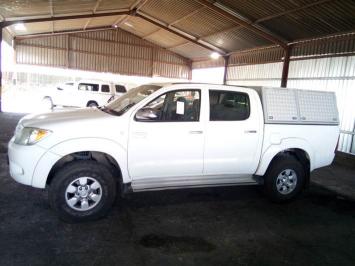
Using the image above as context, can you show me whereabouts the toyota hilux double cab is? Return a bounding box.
[42,80,127,109]
[8,83,340,222]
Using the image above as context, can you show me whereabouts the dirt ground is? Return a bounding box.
[1,112,354,266]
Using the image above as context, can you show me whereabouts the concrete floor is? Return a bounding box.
[1,112,355,266]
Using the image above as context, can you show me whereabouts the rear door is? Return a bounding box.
[204,89,262,175]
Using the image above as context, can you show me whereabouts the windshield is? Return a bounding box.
[105,85,162,115]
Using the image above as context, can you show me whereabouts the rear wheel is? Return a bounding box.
[49,160,117,222]
[263,155,305,202]
[87,101,98,108]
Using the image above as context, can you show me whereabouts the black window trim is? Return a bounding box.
[134,89,202,123]
[115,84,127,93]
[209,89,251,121]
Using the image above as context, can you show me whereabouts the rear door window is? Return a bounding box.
[209,90,250,121]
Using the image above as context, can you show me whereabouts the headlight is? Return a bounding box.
[14,127,51,145]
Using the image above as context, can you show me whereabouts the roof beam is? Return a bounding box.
[113,15,129,27]
[0,10,131,28]
[134,0,151,11]
[194,0,287,48]
[83,0,103,30]
[14,26,116,39]
[136,11,227,54]
[49,0,54,33]
[166,41,190,50]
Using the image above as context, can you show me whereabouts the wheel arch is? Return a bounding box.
[46,151,123,187]
[32,138,130,188]
[255,138,313,179]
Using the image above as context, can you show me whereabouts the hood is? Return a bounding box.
[19,108,111,129]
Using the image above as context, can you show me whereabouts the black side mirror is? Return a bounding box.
[135,108,158,121]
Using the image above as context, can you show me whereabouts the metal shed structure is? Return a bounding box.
[0,0,355,152]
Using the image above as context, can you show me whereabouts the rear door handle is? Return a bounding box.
[133,132,147,138]
[245,130,257,134]
[189,130,203,134]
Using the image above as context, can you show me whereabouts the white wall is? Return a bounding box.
[227,62,283,87]
[287,56,355,154]
[192,67,224,84]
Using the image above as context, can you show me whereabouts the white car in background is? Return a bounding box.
[43,80,127,109]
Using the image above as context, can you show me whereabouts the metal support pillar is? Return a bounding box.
[281,46,291,88]
[223,55,230,85]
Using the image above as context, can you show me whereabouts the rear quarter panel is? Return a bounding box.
[256,124,339,175]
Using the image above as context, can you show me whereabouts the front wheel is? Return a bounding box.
[48,161,117,222]
[263,155,305,202]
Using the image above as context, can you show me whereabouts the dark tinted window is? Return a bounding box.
[78,83,99,92]
[137,90,201,122]
[101,84,110,93]
[115,85,127,93]
[209,90,250,121]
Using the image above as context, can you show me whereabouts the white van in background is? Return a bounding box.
[42,80,127,109]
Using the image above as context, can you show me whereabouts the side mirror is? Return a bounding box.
[135,108,158,121]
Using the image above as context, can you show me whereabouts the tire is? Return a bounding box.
[87,101,98,108]
[42,96,53,110]
[48,160,117,222]
[263,155,305,202]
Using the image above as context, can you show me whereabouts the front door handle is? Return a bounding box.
[189,130,203,134]
[245,130,257,134]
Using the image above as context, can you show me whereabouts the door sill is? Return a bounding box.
[131,175,259,192]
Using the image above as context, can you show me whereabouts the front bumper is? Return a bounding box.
[8,137,49,187]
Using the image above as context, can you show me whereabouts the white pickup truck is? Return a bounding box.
[42,80,127,109]
[8,83,340,222]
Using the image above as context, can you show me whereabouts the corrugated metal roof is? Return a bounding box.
[2,0,354,61]
[174,8,237,38]
[95,0,135,11]
[169,42,211,59]
[52,0,98,14]
[140,0,203,25]
[203,27,272,52]
[119,16,159,37]
[259,0,355,41]
[145,29,186,48]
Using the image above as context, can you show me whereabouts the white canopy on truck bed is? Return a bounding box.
[254,87,339,125]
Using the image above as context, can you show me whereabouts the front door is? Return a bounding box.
[128,89,204,181]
